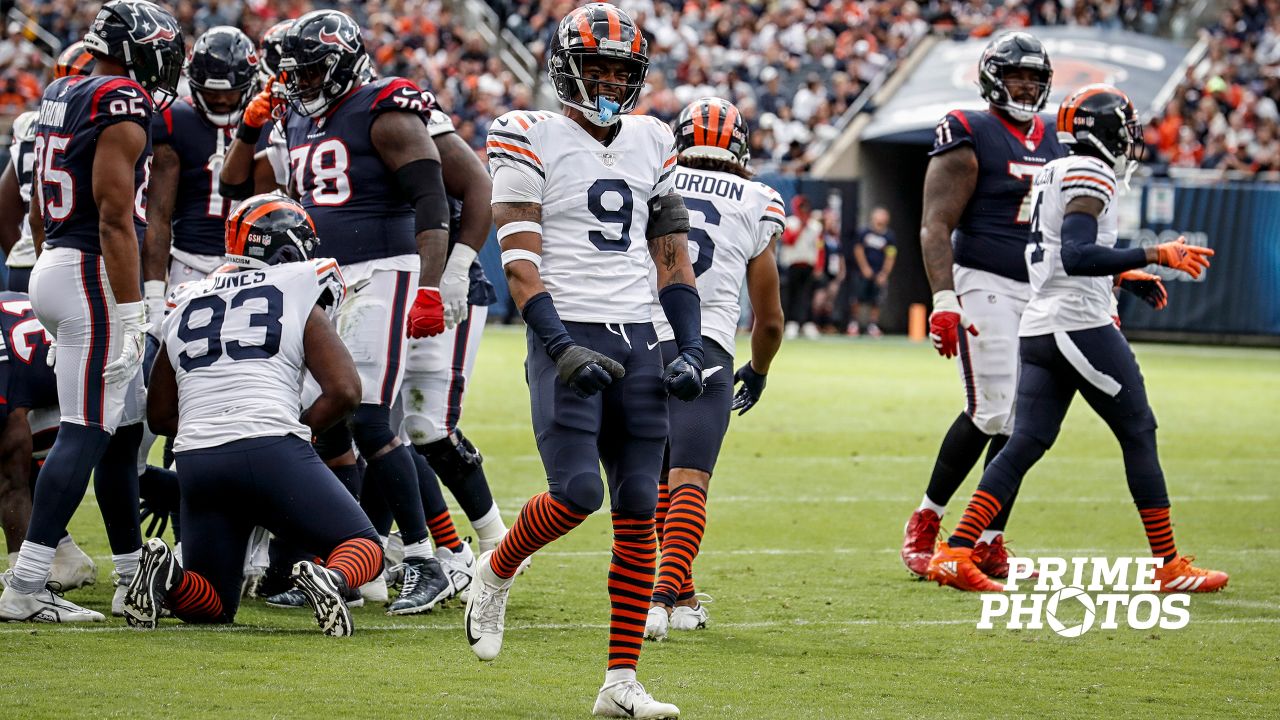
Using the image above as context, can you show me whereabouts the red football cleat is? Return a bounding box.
[973,535,1012,579]
[901,509,941,578]
[927,542,1005,592]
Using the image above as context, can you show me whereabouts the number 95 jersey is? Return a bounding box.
[488,111,679,323]
[162,259,345,451]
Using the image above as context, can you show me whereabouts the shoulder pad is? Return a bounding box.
[89,77,152,124]
[369,77,437,117]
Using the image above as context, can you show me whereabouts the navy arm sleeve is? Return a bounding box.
[1059,212,1149,276]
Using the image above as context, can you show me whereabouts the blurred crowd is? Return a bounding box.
[1144,0,1280,177]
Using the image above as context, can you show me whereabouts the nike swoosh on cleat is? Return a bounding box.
[646,341,659,350]
[702,365,723,381]
[612,699,636,717]
[465,611,482,646]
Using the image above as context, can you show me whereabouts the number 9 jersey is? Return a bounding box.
[33,75,153,253]
[162,258,345,451]
[488,111,679,323]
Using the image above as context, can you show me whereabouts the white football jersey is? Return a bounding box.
[6,111,37,269]
[1020,155,1120,336]
[651,166,785,355]
[163,258,346,451]
[488,111,678,323]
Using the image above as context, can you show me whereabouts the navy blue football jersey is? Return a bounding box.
[13,134,34,212]
[152,98,239,256]
[930,110,1065,282]
[0,292,57,413]
[33,75,153,254]
[284,77,438,266]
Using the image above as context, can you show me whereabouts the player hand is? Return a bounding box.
[144,280,167,339]
[103,301,150,386]
[663,351,704,402]
[1117,269,1168,310]
[242,78,280,130]
[46,338,56,368]
[1154,237,1214,279]
[406,287,446,338]
[555,345,625,398]
[730,362,767,415]
[928,290,978,359]
[440,245,476,329]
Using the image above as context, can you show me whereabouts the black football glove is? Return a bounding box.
[730,362,767,415]
[1117,270,1169,310]
[555,344,625,398]
[663,351,704,402]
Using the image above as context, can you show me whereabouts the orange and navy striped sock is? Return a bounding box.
[326,537,384,588]
[1139,506,1177,562]
[651,484,707,607]
[948,490,1002,549]
[609,513,657,672]
[169,570,223,623]
[491,492,587,578]
[426,509,465,553]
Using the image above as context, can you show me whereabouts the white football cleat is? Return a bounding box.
[360,574,389,603]
[644,606,669,641]
[592,679,680,719]
[47,537,96,592]
[111,579,129,618]
[0,579,105,623]
[436,540,475,600]
[464,550,513,661]
[669,595,712,631]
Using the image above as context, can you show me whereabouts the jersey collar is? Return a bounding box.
[993,112,1044,151]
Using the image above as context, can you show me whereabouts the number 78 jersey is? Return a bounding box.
[487,111,679,323]
[162,259,345,452]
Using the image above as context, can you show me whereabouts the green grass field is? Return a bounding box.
[3,327,1278,719]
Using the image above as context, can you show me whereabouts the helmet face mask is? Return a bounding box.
[978,32,1052,123]
[186,26,259,127]
[280,10,370,118]
[225,194,320,269]
[549,4,648,127]
[83,0,185,112]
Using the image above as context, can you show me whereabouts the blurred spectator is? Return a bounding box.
[779,195,824,340]
[847,207,897,338]
[810,207,846,334]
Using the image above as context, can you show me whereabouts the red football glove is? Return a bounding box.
[928,290,978,359]
[406,287,446,338]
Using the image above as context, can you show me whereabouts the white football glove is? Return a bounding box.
[46,338,56,368]
[103,301,150,386]
[143,280,167,339]
[440,244,477,329]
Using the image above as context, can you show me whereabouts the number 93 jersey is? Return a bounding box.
[162,258,345,451]
[651,166,785,355]
[33,76,153,254]
[488,111,679,323]
[1020,155,1120,336]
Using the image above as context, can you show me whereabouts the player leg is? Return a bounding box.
[465,324,603,662]
[647,339,732,640]
[903,289,1021,577]
[929,334,1075,590]
[1062,326,1228,592]
[336,264,439,612]
[0,250,124,622]
[594,321,679,718]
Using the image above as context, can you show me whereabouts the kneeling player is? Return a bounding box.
[927,85,1228,592]
[128,196,384,636]
[644,98,785,640]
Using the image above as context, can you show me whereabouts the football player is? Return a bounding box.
[463,5,698,717]
[0,0,184,623]
[129,194,384,636]
[903,32,1066,579]
[643,98,784,642]
[0,45,96,294]
[927,85,1228,593]
[220,9,454,616]
[217,20,292,200]
[142,26,260,327]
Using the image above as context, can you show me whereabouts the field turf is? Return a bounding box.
[3,327,1277,719]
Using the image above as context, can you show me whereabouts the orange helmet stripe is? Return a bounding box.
[576,10,597,48]
[706,101,721,148]
[719,103,739,148]
[604,5,622,42]
[1061,85,1112,137]
[229,200,296,257]
[692,104,706,147]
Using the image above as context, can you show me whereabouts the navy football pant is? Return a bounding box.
[975,325,1168,514]
[174,435,379,623]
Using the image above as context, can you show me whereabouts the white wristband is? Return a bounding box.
[497,221,542,242]
[501,249,542,269]
[144,280,167,299]
[931,290,960,313]
[445,243,479,273]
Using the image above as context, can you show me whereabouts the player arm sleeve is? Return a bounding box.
[521,291,575,359]
[1059,212,1149,276]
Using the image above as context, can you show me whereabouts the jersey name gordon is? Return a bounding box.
[673,172,744,201]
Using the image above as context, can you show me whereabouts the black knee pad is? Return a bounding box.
[551,472,605,516]
[313,421,354,462]
[611,475,658,518]
[418,430,483,482]
[351,404,396,457]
